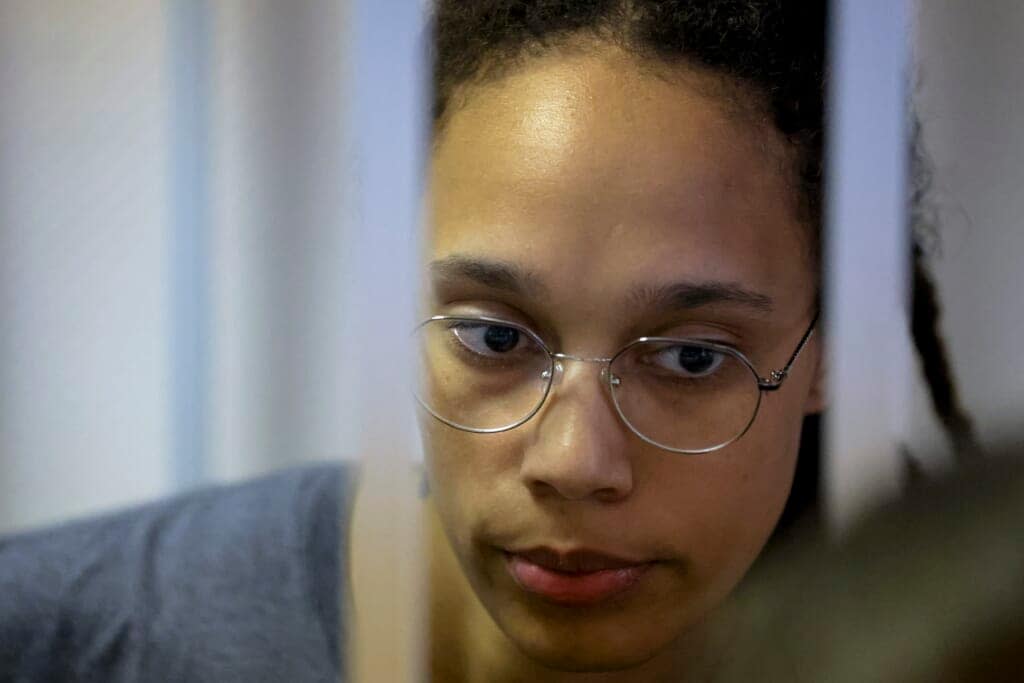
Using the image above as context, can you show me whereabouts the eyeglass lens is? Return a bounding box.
[414,318,762,452]
[416,319,553,432]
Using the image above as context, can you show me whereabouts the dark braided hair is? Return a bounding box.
[429,0,979,528]
[908,118,981,465]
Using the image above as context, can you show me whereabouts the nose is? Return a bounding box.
[518,360,633,503]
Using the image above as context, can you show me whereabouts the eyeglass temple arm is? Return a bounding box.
[757,310,821,392]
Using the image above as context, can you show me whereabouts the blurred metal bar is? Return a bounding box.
[207,0,353,481]
[166,0,211,489]
[824,0,912,533]
[344,0,427,680]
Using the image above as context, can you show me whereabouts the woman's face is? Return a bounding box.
[423,47,824,672]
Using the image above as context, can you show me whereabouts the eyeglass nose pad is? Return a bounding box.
[540,360,565,387]
[540,360,565,386]
[600,366,622,387]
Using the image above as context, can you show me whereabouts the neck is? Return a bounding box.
[424,497,726,683]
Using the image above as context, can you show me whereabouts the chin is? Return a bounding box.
[523,645,657,674]
[507,619,667,673]
[485,591,681,674]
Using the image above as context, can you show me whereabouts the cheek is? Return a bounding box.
[421,417,523,544]
[633,397,802,603]
[672,397,803,583]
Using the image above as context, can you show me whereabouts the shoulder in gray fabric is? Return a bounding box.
[0,463,352,683]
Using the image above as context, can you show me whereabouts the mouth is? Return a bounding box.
[502,546,655,607]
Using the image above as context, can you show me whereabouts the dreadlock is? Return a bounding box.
[909,117,981,463]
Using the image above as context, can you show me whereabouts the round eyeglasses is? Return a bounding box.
[413,314,818,454]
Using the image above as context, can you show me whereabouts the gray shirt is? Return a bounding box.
[0,464,351,682]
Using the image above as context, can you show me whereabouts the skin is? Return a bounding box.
[369,44,825,681]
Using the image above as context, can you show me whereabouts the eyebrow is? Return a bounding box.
[429,255,774,314]
[428,255,549,299]
[629,281,775,314]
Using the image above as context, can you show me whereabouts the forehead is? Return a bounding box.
[428,48,813,327]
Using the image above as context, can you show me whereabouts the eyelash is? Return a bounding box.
[436,303,753,356]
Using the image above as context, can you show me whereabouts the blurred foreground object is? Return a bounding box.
[718,445,1024,682]
[342,0,427,679]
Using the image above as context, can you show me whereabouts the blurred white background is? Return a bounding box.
[0,1,361,533]
[0,0,1021,533]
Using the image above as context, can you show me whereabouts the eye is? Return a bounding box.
[450,322,526,357]
[647,343,726,378]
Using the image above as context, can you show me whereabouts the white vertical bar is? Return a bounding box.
[208,0,354,481]
[825,0,912,534]
[166,0,211,490]
[344,0,426,681]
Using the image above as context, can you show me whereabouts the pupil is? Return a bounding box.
[484,326,520,353]
[678,346,715,374]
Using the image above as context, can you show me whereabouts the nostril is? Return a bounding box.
[526,478,561,499]
[594,487,628,504]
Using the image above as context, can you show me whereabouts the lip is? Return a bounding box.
[503,547,655,606]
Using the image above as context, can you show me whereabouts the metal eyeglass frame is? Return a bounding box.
[414,312,819,454]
